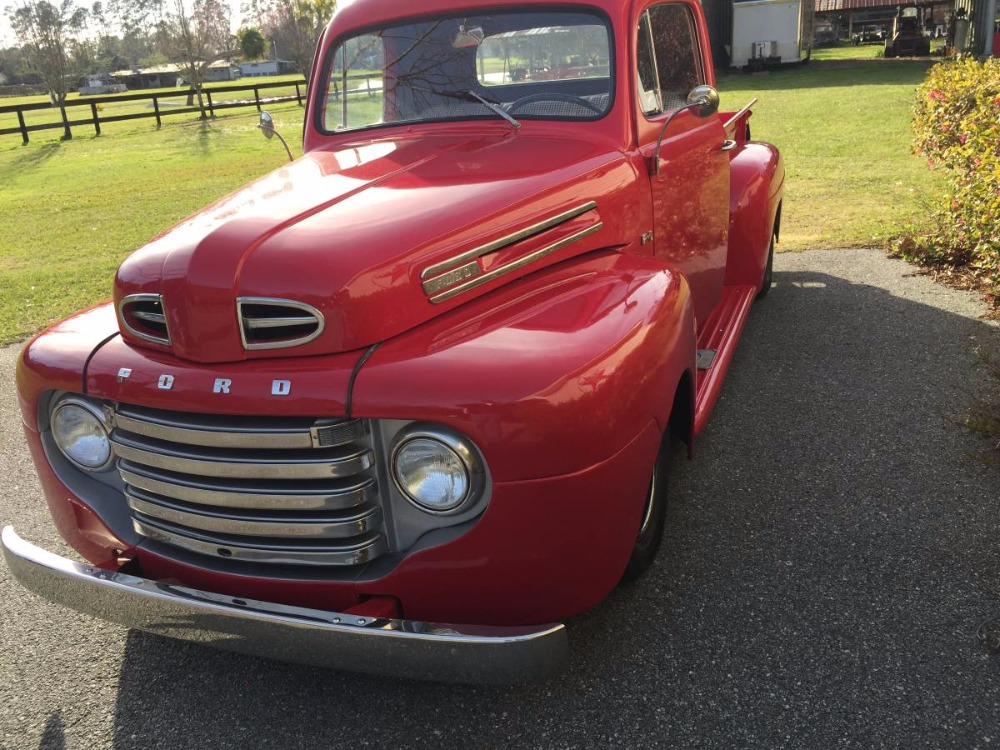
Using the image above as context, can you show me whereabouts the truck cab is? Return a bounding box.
[4,0,783,683]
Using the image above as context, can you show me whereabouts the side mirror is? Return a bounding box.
[259,111,276,139]
[256,110,293,162]
[686,85,720,118]
[650,85,721,175]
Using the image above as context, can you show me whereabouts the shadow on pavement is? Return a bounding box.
[106,267,1000,749]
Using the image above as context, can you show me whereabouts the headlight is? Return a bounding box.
[391,428,485,513]
[51,398,112,470]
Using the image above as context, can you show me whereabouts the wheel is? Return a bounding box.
[619,439,670,584]
[756,234,775,299]
[506,93,603,115]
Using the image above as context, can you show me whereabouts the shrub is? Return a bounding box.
[890,57,1000,305]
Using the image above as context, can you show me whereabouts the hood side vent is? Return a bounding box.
[120,294,171,346]
[238,297,325,351]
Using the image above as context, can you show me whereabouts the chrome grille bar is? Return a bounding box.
[126,491,382,539]
[133,517,388,566]
[112,404,386,568]
[114,406,365,450]
[111,433,373,480]
[119,463,374,511]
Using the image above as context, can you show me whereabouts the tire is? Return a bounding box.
[756,234,775,299]
[619,439,671,584]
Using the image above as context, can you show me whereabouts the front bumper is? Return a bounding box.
[2,526,568,684]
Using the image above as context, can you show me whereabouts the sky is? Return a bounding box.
[0,0,247,52]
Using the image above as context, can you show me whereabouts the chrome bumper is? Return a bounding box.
[1,526,568,684]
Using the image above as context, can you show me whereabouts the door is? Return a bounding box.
[635,2,729,326]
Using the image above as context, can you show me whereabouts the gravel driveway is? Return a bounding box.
[2,248,999,750]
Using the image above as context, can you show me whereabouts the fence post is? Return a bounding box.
[296,83,303,107]
[91,102,101,136]
[254,86,261,112]
[59,104,72,140]
[153,96,161,128]
[16,109,28,144]
[206,90,215,118]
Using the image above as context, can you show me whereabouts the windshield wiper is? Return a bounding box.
[467,90,520,130]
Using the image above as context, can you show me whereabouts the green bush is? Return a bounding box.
[891,58,1000,305]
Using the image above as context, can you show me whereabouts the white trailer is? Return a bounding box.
[729,0,813,70]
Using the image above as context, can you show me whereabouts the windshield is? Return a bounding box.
[319,10,613,133]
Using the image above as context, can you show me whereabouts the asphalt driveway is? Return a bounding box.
[2,248,999,750]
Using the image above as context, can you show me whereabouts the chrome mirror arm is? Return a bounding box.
[650,85,721,176]
[257,111,294,163]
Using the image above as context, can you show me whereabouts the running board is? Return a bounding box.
[693,284,758,436]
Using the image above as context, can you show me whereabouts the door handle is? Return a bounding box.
[719,139,738,152]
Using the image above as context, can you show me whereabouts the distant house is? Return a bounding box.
[240,59,297,77]
[204,61,241,82]
[111,61,240,89]
[112,64,183,89]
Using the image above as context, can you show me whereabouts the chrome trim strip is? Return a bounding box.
[429,223,604,304]
[118,293,170,346]
[132,517,388,566]
[237,297,326,351]
[2,527,568,684]
[114,410,365,451]
[244,315,319,330]
[420,201,598,281]
[127,491,383,539]
[110,436,374,480]
[421,261,481,296]
[119,464,374,511]
[131,311,167,325]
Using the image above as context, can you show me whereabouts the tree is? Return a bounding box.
[257,0,333,76]
[7,0,87,114]
[108,0,164,65]
[237,25,266,61]
[163,0,234,117]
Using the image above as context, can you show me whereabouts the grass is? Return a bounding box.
[717,59,943,252]
[0,60,944,344]
[0,104,305,344]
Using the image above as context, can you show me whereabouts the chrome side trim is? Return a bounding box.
[126,491,383,539]
[119,464,375,511]
[2,527,568,684]
[237,297,325,351]
[420,201,598,281]
[110,434,374,480]
[429,223,604,304]
[114,408,365,451]
[119,293,170,346]
[132,517,388,566]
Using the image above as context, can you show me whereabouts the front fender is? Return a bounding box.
[352,249,696,483]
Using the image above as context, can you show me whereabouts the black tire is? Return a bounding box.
[756,234,775,299]
[620,439,671,584]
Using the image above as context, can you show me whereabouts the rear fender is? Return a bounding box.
[352,249,696,483]
[724,142,784,290]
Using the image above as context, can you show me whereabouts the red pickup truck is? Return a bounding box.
[3,0,783,683]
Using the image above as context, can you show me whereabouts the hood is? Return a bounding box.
[114,130,639,363]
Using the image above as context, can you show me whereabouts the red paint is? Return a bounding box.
[14,0,783,633]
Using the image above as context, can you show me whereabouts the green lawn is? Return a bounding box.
[0,60,944,344]
[717,59,943,252]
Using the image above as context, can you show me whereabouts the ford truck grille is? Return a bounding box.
[110,404,387,567]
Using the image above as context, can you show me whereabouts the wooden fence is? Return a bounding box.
[0,79,311,144]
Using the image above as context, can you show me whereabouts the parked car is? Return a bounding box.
[852,24,885,44]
